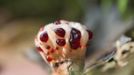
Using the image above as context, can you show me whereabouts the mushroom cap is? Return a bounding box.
[35,20,92,65]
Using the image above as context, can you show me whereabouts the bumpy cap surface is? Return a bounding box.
[35,20,93,65]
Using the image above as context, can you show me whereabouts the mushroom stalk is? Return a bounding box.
[52,59,84,75]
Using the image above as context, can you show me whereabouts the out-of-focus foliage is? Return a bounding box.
[0,0,84,22]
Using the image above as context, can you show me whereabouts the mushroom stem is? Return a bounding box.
[52,59,84,75]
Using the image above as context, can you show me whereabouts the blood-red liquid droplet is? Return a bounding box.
[87,30,93,40]
[55,28,65,37]
[36,47,43,52]
[56,47,59,50]
[50,49,55,53]
[69,28,81,49]
[71,28,81,42]
[47,52,50,55]
[46,45,50,49]
[40,32,49,42]
[70,41,81,49]
[56,39,66,46]
[54,20,61,25]
[47,56,53,62]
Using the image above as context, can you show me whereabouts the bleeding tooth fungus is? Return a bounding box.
[35,20,93,75]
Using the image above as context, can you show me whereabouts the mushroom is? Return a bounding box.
[35,20,93,75]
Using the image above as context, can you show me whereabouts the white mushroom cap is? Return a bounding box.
[35,20,93,65]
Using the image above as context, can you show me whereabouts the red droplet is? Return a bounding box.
[47,52,50,55]
[69,28,81,49]
[56,39,66,46]
[40,32,49,42]
[70,41,81,49]
[36,47,43,52]
[50,49,55,53]
[70,28,81,42]
[55,28,65,37]
[47,49,55,55]
[56,47,59,50]
[47,56,53,62]
[54,20,61,25]
[46,45,50,49]
[87,30,93,40]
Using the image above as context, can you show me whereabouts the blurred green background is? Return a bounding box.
[0,0,84,22]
